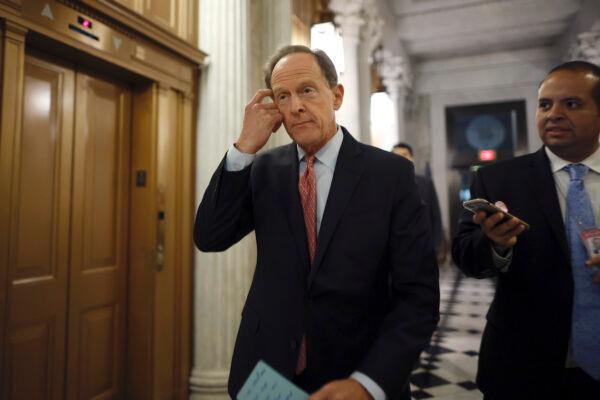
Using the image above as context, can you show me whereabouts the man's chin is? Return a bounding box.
[289,128,315,142]
[290,124,316,135]
[542,135,572,149]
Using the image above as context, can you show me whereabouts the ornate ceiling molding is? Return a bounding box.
[569,20,600,65]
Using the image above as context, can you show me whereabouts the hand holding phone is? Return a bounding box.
[463,198,530,230]
[462,198,529,250]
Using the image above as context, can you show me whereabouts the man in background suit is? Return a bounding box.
[452,61,600,399]
[195,45,439,400]
[393,143,443,258]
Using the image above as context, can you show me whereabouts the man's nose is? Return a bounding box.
[547,104,565,120]
[290,94,305,114]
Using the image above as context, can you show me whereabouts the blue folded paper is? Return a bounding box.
[237,360,308,400]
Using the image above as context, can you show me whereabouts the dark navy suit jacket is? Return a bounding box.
[453,148,579,399]
[195,128,439,399]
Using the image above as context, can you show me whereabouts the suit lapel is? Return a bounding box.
[308,129,365,288]
[528,147,569,260]
[276,143,311,272]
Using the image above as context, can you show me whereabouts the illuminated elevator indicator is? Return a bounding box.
[68,24,99,41]
[77,16,93,29]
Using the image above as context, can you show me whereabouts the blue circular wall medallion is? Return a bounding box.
[466,115,506,150]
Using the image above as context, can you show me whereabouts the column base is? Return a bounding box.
[189,368,229,399]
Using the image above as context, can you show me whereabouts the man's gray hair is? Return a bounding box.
[263,45,338,90]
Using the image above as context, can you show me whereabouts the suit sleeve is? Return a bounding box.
[451,169,501,278]
[194,154,255,252]
[358,165,440,397]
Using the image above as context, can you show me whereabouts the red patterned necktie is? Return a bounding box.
[295,154,317,374]
[299,155,317,264]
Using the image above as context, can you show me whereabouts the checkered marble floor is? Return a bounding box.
[409,266,495,400]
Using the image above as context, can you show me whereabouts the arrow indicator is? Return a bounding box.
[41,4,54,20]
[112,36,122,50]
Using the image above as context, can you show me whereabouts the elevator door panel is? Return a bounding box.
[2,55,74,400]
[66,72,131,400]
[3,53,132,400]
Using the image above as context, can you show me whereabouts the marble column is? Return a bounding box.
[378,50,410,145]
[330,0,365,138]
[190,1,253,398]
[190,1,292,399]
[256,0,294,150]
[357,0,383,145]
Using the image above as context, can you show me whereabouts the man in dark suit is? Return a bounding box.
[392,143,443,256]
[453,61,600,399]
[195,45,439,400]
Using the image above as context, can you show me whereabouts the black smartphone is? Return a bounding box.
[462,198,530,230]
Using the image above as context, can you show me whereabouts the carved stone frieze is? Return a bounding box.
[569,21,600,65]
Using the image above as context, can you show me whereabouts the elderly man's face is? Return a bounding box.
[271,53,343,154]
[536,69,600,162]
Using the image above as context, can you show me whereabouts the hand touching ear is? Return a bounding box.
[236,89,283,154]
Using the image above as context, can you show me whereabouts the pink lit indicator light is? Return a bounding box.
[479,149,496,162]
[77,16,93,29]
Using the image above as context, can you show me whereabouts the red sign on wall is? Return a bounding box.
[479,149,496,161]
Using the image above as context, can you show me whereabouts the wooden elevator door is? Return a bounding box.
[2,54,131,400]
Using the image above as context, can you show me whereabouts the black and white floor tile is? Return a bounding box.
[409,266,495,400]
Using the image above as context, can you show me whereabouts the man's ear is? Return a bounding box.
[332,84,344,110]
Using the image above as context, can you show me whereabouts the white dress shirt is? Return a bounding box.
[225,127,387,400]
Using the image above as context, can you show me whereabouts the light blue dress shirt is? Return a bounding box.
[296,127,342,235]
[225,127,387,400]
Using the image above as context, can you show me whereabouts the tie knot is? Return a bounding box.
[305,154,316,167]
[565,163,588,182]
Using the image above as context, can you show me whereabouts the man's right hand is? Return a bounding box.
[473,201,526,251]
[235,89,283,154]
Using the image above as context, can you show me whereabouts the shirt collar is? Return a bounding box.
[545,143,600,175]
[297,126,343,171]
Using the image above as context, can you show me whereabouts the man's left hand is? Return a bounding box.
[308,379,373,400]
[586,255,600,283]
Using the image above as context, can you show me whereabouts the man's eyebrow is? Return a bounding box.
[273,79,319,94]
[538,96,584,103]
[272,87,288,95]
